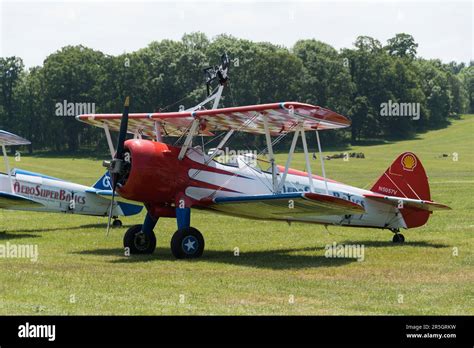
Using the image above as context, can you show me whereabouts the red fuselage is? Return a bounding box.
[118,139,237,216]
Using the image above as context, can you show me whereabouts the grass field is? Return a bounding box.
[0,115,473,315]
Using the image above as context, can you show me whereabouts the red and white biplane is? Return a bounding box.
[77,55,450,258]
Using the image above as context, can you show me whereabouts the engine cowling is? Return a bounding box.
[118,139,188,204]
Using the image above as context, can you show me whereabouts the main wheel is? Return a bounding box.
[170,227,204,259]
[392,233,405,243]
[112,219,123,228]
[123,224,156,254]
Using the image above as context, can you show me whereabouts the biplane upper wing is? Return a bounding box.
[0,130,31,145]
[198,192,365,221]
[76,102,350,137]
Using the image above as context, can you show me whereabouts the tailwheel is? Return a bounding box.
[392,233,405,244]
[171,227,204,259]
[123,224,156,254]
[112,219,123,228]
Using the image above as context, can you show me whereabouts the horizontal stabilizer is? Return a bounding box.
[0,191,44,209]
[86,189,114,197]
[116,201,143,216]
[364,193,451,212]
[85,188,143,206]
[200,192,365,220]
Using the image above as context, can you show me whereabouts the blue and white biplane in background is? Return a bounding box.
[0,130,143,227]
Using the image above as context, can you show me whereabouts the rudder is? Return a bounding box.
[370,152,431,228]
[92,172,112,190]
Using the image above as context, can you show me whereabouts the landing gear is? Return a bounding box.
[170,207,205,259]
[112,219,122,228]
[123,213,158,254]
[390,228,405,243]
[392,233,405,243]
[170,227,204,259]
[123,225,156,254]
[122,207,205,258]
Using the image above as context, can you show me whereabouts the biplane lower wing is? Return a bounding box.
[364,193,451,212]
[0,191,44,209]
[199,192,365,220]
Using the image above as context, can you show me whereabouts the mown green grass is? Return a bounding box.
[0,115,472,315]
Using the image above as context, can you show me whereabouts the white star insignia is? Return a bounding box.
[184,239,196,251]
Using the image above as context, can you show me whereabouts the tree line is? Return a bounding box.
[0,32,472,154]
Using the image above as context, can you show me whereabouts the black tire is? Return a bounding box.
[170,227,204,259]
[123,224,156,254]
[392,233,405,243]
[112,219,123,228]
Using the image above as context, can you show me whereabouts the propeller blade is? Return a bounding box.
[105,96,129,236]
[106,199,113,236]
[106,175,117,236]
[115,96,130,159]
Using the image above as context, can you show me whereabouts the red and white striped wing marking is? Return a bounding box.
[76,102,350,137]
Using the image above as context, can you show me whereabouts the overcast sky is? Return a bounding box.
[1,0,472,68]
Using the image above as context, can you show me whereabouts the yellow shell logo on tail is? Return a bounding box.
[401,153,417,171]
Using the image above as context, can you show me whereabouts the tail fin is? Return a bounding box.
[371,152,431,228]
[92,172,112,190]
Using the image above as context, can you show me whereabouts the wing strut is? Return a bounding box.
[300,128,314,193]
[178,118,200,160]
[103,123,115,157]
[278,127,300,192]
[315,130,329,194]
[262,114,278,193]
[1,143,13,192]
[154,121,163,142]
[206,129,234,164]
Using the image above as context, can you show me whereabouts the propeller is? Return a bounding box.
[103,96,130,235]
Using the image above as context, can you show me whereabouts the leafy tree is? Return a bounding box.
[14,67,45,152]
[0,57,24,130]
[415,59,453,128]
[293,39,354,145]
[459,64,474,113]
[0,33,470,153]
[385,33,418,59]
[41,45,107,151]
[348,96,371,142]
